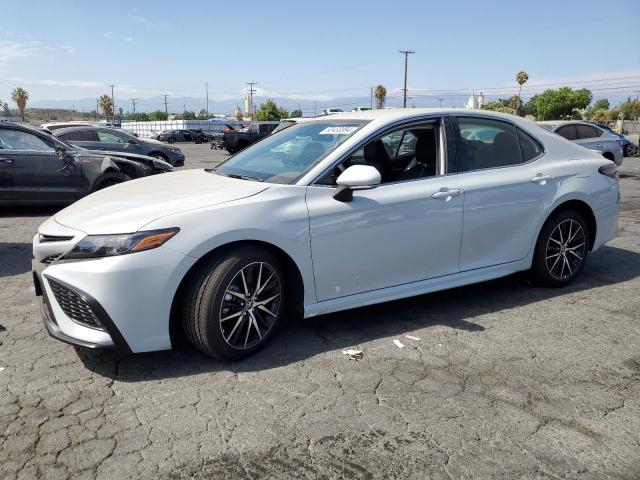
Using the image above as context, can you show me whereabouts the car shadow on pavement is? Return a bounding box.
[0,243,34,277]
[76,244,640,382]
[0,206,61,218]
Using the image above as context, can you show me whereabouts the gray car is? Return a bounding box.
[52,126,185,166]
[538,121,623,165]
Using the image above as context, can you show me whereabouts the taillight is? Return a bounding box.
[598,163,618,180]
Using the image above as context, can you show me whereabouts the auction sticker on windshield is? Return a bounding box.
[318,126,359,135]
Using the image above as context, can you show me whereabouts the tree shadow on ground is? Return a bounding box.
[75,244,640,382]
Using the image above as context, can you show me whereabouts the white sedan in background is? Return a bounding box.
[33,109,619,360]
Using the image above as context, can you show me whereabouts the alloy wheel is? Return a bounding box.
[219,262,281,350]
[545,219,586,280]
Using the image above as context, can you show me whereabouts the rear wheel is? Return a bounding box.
[150,152,169,162]
[182,246,286,360]
[92,172,130,191]
[531,210,589,287]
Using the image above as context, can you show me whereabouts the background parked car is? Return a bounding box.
[0,122,153,205]
[596,124,639,157]
[155,129,208,144]
[538,121,623,165]
[53,126,185,166]
[220,122,280,154]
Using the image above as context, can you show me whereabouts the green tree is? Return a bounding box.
[534,87,592,120]
[374,85,387,109]
[11,87,29,121]
[618,98,640,119]
[177,110,196,120]
[585,98,611,120]
[254,99,289,121]
[124,112,149,121]
[515,71,528,115]
[98,94,113,119]
[197,108,213,119]
[481,100,516,115]
[290,109,302,118]
[149,110,168,121]
[0,102,11,118]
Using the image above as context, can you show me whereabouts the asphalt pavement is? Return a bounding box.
[0,145,639,479]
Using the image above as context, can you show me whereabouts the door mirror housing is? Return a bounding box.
[127,139,138,144]
[333,165,381,202]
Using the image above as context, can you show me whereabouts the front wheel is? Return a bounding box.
[92,172,130,191]
[181,247,287,360]
[530,210,589,287]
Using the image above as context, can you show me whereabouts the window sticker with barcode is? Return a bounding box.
[318,126,358,135]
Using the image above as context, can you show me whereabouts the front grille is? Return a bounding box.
[48,280,104,330]
[39,234,73,242]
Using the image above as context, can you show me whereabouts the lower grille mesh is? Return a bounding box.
[48,280,104,330]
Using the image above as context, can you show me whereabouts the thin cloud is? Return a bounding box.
[103,31,113,38]
[125,36,133,42]
[127,14,147,24]
[0,40,40,64]
[61,45,76,54]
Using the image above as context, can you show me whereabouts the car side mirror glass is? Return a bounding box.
[334,165,381,202]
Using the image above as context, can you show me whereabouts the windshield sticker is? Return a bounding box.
[318,126,358,135]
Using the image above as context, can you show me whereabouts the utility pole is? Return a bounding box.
[439,98,443,108]
[399,50,415,108]
[246,82,257,120]
[370,87,373,109]
[314,101,317,117]
[205,81,209,116]
[96,98,99,120]
[109,84,115,123]
[131,98,137,115]
[162,94,169,115]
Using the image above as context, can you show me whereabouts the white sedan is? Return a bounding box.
[32,109,620,360]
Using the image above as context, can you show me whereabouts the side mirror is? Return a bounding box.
[333,165,381,202]
[128,139,138,144]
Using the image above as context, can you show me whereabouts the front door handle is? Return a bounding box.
[432,188,462,201]
[0,158,15,166]
[531,174,553,185]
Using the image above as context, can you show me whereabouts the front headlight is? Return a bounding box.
[62,228,179,260]
[169,147,182,154]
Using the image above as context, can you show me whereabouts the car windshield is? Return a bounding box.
[214,120,365,184]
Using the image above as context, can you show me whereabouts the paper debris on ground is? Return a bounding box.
[0,367,5,373]
[405,335,420,341]
[342,349,364,360]
[393,339,405,349]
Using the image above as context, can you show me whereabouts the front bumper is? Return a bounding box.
[33,219,195,353]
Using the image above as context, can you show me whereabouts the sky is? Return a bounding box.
[1,0,639,113]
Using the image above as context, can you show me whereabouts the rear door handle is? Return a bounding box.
[432,188,462,201]
[531,174,553,184]
[0,158,15,166]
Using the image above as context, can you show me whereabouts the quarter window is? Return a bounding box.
[517,128,544,161]
[454,117,522,172]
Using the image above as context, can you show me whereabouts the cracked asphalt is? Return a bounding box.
[1,146,639,479]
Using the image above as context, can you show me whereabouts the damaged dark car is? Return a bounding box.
[0,122,169,205]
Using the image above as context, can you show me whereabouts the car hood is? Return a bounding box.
[54,169,269,234]
[143,138,168,145]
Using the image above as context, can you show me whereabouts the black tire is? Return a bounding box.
[236,141,249,151]
[181,246,287,360]
[530,210,589,287]
[92,172,130,191]
[226,147,237,154]
[167,137,175,144]
[150,152,169,163]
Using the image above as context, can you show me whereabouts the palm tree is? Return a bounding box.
[11,87,29,122]
[374,85,387,109]
[516,71,529,98]
[98,95,113,120]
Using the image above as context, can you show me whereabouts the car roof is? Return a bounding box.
[537,120,597,127]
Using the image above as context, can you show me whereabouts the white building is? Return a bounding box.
[465,92,485,109]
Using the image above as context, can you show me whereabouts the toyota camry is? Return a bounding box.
[32,109,620,360]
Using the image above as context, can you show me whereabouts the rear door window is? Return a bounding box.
[453,117,523,172]
[576,125,601,139]
[517,128,544,161]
